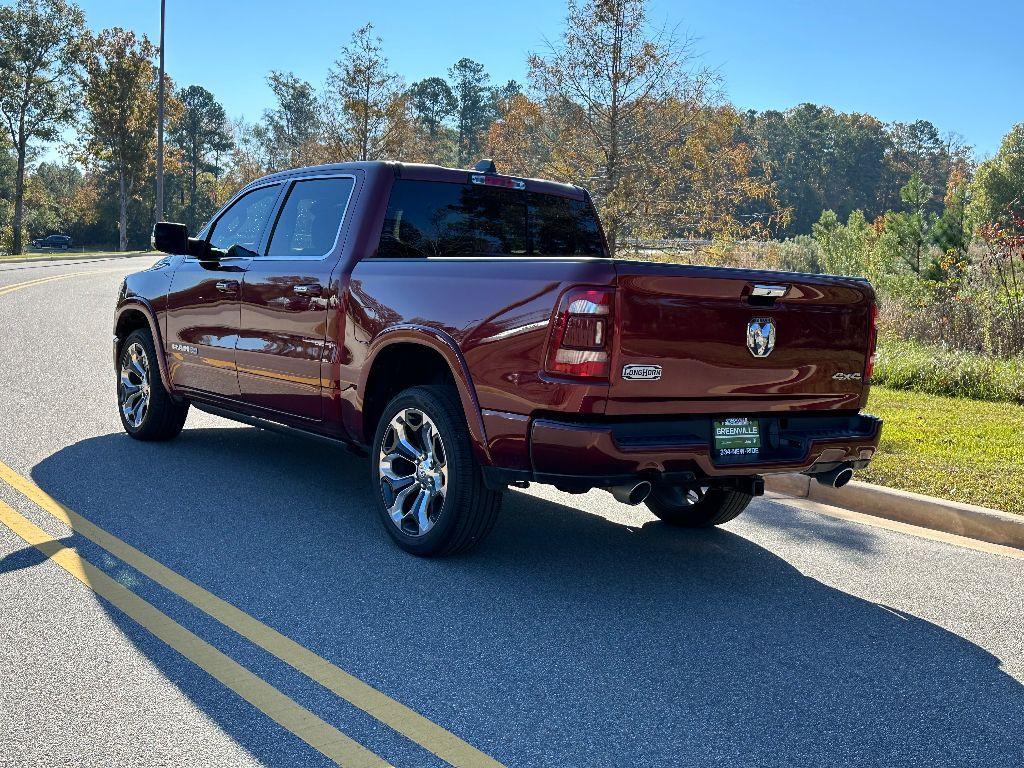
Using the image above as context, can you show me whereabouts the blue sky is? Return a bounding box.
[73,0,1023,157]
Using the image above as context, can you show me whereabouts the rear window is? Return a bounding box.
[376,179,606,258]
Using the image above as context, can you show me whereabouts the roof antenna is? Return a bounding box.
[473,159,497,174]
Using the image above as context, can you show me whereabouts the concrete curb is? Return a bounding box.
[765,474,1024,550]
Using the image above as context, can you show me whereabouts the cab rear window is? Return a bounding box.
[376,179,606,258]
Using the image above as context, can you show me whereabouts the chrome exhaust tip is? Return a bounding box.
[815,465,855,489]
[609,480,652,506]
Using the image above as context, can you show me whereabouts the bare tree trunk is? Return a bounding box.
[118,170,128,252]
[457,103,466,165]
[11,140,26,255]
[604,1,624,259]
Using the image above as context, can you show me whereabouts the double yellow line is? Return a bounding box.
[0,269,504,767]
[0,271,94,296]
[0,266,133,297]
[0,462,503,767]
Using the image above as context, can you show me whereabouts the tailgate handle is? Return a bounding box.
[751,284,789,298]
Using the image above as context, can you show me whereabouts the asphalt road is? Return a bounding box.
[0,256,1022,767]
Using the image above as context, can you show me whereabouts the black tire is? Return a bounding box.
[370,385,502,556]
[644,483,752,527]
[117,328,189,441]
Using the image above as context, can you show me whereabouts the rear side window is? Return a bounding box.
[267,177,355,258]
[376,179,605,258]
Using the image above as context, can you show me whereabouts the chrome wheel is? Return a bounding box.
[119,341,151,429]
[378,407,448,537]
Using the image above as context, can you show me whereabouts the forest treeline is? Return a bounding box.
[0,0,1021,265]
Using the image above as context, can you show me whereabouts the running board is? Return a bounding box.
[190,401,367,457]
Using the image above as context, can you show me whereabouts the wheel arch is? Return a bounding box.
[358,327,490,464]
[114,301,175,395]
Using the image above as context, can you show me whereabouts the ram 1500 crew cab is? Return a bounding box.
[114,160,882,555]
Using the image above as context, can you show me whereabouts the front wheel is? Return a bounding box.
[644,483,752,527]
[117,329,189,441]
[371,385,502,556]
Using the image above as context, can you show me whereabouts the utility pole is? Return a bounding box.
[155,0,166,223]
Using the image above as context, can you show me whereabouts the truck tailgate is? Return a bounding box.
[608,261,874,416]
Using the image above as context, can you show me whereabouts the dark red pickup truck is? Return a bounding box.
[114,160,881,555]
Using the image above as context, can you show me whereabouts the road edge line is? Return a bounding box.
[0,499,392,768]
[0,251,150,265]
[765,474,1024,552]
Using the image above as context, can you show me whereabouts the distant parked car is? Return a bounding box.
[32,234,72,250]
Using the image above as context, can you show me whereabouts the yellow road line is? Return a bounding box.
[0,460,504,768]
[0,268,127,296]
[0,272,83,296]
[0,498,391,768]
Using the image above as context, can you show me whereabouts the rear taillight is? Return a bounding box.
[545,287,614,380]
[865,302,878,379]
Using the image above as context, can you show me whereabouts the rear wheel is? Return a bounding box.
[644,483,752,527]
[117,329,189,441]
[371,385,502,556]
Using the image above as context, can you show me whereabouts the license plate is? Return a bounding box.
[713,418,761,457]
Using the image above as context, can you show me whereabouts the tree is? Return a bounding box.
[81,28,162,251]
[25,160,82,236]
[169,84,233,230]
[931,162,972,264]
[882,120,967,216]
[221,117,273,192]
[0,131,15,251]
[522,0,722,255]
[262,71,322,169]
[486,93,551,173]
[812,209,873,277]
[0,0,86,254]
[448,58,491,166]
[665,104,782,240]
[488,79,521,128]
[886,172,934,274]
[969,122,1024,228]
[740,105,891,237]
[325,23,404,161]
[408,76,456,139]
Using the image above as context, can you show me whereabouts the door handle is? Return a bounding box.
[215,280,239,293]
[293,284,322,297]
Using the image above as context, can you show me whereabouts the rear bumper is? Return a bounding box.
[484,411,881,490]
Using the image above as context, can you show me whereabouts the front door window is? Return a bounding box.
[208,184,281,255]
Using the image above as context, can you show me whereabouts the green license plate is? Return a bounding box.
[713,418,761,457]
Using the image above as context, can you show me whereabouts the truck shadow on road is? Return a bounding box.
[28,426,1024,767]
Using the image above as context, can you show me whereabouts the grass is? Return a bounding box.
[873,336,1024,404]
[861,386,1024,515]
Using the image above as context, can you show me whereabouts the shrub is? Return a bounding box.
[872,336,1024,404]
